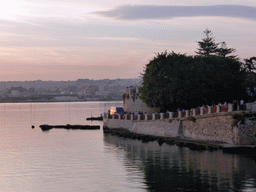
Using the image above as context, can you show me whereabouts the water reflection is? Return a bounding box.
[104,134,256,192]
[0,101,255,192]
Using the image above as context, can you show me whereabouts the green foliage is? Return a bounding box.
[140,51,247,111]
[244,57,256,73]
[196,29,236,58]
[187,116,196,122]
[216,42,236,58]
[195,29,218,57]
[242,57,256,98]
[140,29,247,111]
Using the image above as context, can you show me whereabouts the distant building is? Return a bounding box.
[9,87,27,97]
[123,86,159,114]
[10,90,20,96]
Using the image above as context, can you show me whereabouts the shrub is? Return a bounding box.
[187,116,196,122]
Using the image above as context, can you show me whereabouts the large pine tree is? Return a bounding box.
[216,41,236,58]
[195,29,218,57]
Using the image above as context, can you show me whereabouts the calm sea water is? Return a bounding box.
[0,101,256,192]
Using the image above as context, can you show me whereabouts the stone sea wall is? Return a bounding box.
[181,113,237,144]
[103,112,256,145]
[104,118,180,137]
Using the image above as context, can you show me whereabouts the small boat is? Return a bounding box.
[39,124,100,131]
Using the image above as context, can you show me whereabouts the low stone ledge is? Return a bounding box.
[103,127,225,150]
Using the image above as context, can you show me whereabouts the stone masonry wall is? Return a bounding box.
[123,95,160,114]
[104,112,256,145]
[104,118,180,137]
[182,114,238,144]
[237,118,256,145]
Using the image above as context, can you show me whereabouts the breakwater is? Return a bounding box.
[39,124,100,131]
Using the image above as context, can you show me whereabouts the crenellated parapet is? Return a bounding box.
[104,103,234,121]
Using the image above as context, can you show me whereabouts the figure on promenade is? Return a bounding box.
[240,99,245,110]
[232,100,237,111]
[237,100,240,110]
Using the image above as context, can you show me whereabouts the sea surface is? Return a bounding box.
[0,101,256,192]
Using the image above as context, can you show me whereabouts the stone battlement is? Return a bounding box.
[105,103,233,120]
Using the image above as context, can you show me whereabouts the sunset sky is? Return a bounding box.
[0,0,255,81]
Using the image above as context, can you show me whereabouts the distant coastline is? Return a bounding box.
[0,98,123,103]
[0,78,141,104]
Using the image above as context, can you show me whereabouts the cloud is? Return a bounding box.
[95,5,256,20]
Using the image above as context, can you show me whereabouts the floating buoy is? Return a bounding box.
[31,125,35,129]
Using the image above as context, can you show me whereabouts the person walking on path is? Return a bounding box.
[232,100,237,111]
[240,99,244,110]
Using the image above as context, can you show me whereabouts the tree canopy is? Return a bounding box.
[140,51,247,111]
[244,57,256,73]
[139,29,252,111]
[244,57,256,93]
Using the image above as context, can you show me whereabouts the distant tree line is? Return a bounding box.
[140,29,254,111]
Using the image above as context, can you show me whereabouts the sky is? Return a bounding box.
[0,0,255,81]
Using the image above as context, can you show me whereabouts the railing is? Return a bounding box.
[221,105,228,112]
[213,106,217,113]
[105,103,236,121]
